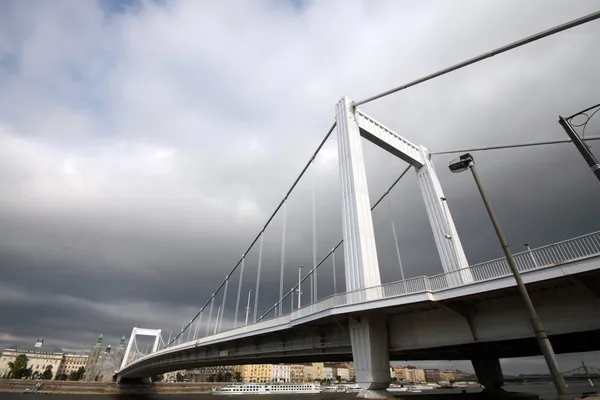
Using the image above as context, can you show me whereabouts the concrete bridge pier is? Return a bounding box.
[472,357,504,390]
[349,316,393,398]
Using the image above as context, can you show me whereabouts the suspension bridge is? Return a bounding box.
[114,10,600,398]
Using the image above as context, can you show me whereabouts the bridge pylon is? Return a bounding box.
[335,96,473,396]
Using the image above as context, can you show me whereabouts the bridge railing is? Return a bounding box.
[126,230,600,369]
[198,230,600,347]
[429,230,600,291]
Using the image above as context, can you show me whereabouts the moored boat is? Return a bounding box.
[212,383,321,395]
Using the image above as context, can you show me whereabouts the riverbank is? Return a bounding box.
[0,379,228,395]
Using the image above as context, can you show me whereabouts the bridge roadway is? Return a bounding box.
[118,231,600,383]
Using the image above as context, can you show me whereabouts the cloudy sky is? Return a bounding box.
[1,0,599,374]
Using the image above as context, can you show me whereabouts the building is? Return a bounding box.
[440,368,468,382]
[187,365,235,382]
[290,364,305,383]
[424,368,441,383]
[0,339,63,380]
[94,337,128,382]
[392,366,426,383]
[346,362,355,381]
[333,364,350,382]
[84,334,103,381]
[165,369,187,381]
[242,364,272,383]
[324,365,334,380]
[303,363,324,381]
[57,353,88,379]
[271,364,290,382]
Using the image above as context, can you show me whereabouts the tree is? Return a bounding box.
[234,371,242,382]
[56,374,68,381]
[68,367,85,381]
[7,354,30,379]
[224,371,232,382]
[150,374,164,382]
[335,375,341,383]
[41,365,53,380]
[208,374,216,382]
[176,372,184,382]
[216,372,224,382]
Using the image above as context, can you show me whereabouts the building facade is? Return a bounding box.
[392,366,426,383]
[0,339,63,380]
[289,364,305,383]
[187,365,235,382]
[324,365,334,380]
[57,353,88,378]
[303,363,324,381]
[424,368,441,383]
[271,364,290,382]
[242,364,272,383]
[84,334,103,381]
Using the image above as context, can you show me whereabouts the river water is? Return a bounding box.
[0,383,597,400]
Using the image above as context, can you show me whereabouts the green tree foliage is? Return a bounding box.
[7,354,30,379]
[41,365,54,380]
[335,375,342,383]
[176,372,184,382]
[68,367,85,381]
[216,372,224,382]
[56,374,68,381]
[150,374,164,382]
[234,371,242,382]
[224,371,232,382]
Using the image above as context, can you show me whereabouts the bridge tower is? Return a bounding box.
[335,97,471,397]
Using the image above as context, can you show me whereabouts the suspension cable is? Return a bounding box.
[312,166,318,303]
[168,122,337,346]
[387,195,405,280]
[258,164,413,321]
[233,257,245,328]
[355,10,600,106]
[278,201,287,317]
[431,135,600,155]
[253,232,265,323]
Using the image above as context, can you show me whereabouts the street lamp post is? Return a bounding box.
[558,109,600,184]
[449,153,568,396]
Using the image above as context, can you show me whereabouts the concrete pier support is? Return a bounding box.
[349,316,392,398]
[472,357,504,390]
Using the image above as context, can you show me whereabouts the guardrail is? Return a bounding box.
[122,230,600,372]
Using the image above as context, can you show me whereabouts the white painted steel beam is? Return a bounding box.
[355,109,424,167]
[335,96,382,292]
[416,146,472,281]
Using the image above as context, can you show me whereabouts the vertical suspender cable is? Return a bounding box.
[253,232,265,323]
[219,277,229,333]
[214,305,221,335]
[278,201,287,317]
[205,297,215,337]
[387,195,406,281]
[193,312,203,340]
[178,324,183,344]
[186,319,192,342]
[312,169,318,303]
[332,249,337,294]
[233,257,245,328]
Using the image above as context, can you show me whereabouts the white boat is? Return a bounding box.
[212,383,321,395]
[408,384,436,391]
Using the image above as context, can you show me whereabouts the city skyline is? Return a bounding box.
[1,0,599,378]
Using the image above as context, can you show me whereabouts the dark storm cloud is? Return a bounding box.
[0,0,599,374]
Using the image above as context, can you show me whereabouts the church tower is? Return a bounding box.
[84,334,103,381]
